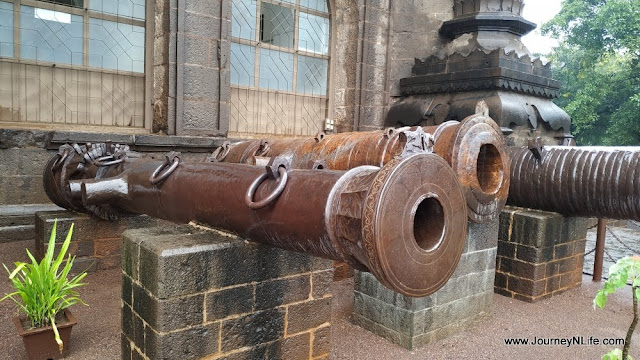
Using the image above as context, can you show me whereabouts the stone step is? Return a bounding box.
[0,224,35,243]
[0,204,63,243]
[0,204,64,218]
[0,213,35,227]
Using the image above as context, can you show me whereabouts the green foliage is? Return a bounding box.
[603,348,632,360]
[1,221,88,353]
[542,0,640,145]
[594,257,640,309]
[594,256,640,360]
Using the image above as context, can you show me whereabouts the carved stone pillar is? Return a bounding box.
[386,0,572,147]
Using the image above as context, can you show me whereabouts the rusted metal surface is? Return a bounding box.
[44,143,468,297]
[508,146,640,220]
[211,127,428,169]
[424,102,510,223]
[593,219,607,282]
[211,103,509,223]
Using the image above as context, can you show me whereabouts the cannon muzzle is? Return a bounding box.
[44,145,467,297]
[212,103,509,223]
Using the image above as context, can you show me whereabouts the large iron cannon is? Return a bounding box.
[508,144,640,220]
[211,103,509,223]
[43,143,467,297]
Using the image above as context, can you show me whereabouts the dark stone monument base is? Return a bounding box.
[353,221,498,350]
[121,226,333,360]
[495,206,587,302]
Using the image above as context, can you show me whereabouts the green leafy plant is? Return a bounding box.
[594,256,640,360]
[1,221,87,353]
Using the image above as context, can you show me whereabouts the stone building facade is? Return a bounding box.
[0,0,570,210]
[0,0,463,208]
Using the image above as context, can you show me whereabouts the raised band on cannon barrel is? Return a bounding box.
[211,102,510,223]
[508,144,640,221]
[43,141,467,297]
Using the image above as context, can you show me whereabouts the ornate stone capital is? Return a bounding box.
[453,0,526,16]
[443,0,534,39]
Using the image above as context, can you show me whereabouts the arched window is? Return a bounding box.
[230,0,330,137]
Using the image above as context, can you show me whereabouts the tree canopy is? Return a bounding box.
[542,0,640,145]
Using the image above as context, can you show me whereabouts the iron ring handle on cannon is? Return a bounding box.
[51,149,70,171]
[245,166,288,210]
[150,154,180,185]
[93,155,125,167]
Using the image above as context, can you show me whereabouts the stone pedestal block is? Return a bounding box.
[121,226,333,360]
[353,221,498,350]
[35,210,159,273]
[495,206,588,302]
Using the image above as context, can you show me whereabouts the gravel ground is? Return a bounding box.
[0,238,639,360]
[584,226,640,278]
[332,278,639,359]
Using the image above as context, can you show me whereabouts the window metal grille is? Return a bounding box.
[0,0,147,129]
[230,0,330,137]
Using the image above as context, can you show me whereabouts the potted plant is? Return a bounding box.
[1,221,88,359]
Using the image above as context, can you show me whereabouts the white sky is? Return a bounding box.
[521,0,563,55]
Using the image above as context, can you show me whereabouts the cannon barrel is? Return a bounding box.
[508,146,640,220]
[43,144,467,297]
[213,105,509,223]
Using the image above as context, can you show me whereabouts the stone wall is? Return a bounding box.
[495,206,588,302]
[388,0,453,97]
[0,129,224,208]
[352,221,498,350]
[35,211,162,273]
[121,226,333,360]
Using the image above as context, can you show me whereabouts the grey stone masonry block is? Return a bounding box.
[205,284,254,321]
[127,226,331,299]
[286,297,332,335]
[221,308,286,352]
[411,295,492,349]
[312,269,333,299]
[122,274,133,306]
[145,322,220,360]
[452,248,497,278]
[255,274,310,310]
[182,100,219,130]
[0,225,35,243]
[312,325,330,357]
[352,220,498,349]
[468,220,499,252]
[183,36,211,67]
[184,0,220,17]
[354,271,435,311]
[0,176,50,204]
[511,209,563,248]
[353,291,414,334]
[182,65,219,99]
[131,281,204,332]
[121,332,132,360]
[495,208,588,302]
[183,12,221,39]
[561,216,588,242]
[123,225,334,359]
[0,148,57,176]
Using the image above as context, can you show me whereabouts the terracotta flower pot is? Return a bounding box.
[13,309,77,360]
